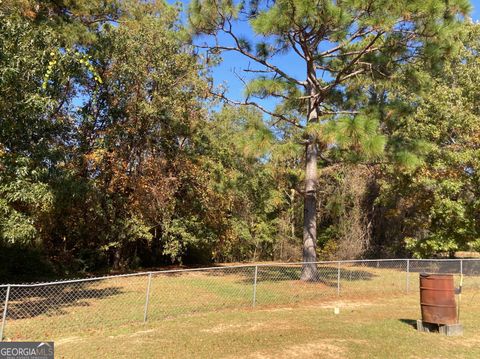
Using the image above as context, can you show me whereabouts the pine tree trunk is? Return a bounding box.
[301,140,319,280]
[301,83,319,281]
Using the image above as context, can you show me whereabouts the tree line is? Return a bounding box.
[0,0,478,280]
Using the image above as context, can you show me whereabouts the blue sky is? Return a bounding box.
[188,0,480,111]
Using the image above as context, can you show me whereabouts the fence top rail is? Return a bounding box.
[2,258,475,288]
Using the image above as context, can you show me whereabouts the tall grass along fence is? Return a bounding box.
[1,259,480,341]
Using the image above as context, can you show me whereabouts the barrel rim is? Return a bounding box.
[419,272,455,278]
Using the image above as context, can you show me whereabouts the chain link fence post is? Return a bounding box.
[337,261,341,296]
[406,259,410,293]
[460,259,463,276]
[1,285,11,341]
[252,265,258,307]
[143,273,152,323]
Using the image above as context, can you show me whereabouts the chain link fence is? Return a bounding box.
[1,259,480,341]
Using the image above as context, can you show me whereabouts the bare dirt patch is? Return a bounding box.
[454,337,480,348]
[257,299,376,314]
[316,300,376,309]
[55,336,85,347]
[202,320,295,334]
[235,339,366,359]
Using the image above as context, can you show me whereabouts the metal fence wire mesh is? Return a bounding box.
[1,259,480,341]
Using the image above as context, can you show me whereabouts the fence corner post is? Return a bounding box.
[252,265,258,307]
[143,273,152,323]
[406,259,410,294]
[337,261,341,296]
[1,285,11,341]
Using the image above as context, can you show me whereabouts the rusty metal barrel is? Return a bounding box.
[420,273,457,325]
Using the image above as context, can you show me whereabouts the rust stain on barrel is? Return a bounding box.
[420,273,457,325]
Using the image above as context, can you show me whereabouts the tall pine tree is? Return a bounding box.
[189,0,470,280]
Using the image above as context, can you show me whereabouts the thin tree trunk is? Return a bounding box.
[290,188,295,239]
[113,247,121,270]
[301,83,319,281]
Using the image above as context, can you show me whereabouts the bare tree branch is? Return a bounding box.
[213,91,304,129]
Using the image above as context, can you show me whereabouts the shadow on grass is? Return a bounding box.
[157,265,377,289]
[3,282,123,320]
[399,318,417,330]
[253,266,376,288]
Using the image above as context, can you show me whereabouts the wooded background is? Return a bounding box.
[1,0,479,281]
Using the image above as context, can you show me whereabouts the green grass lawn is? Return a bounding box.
[3,263,480,358]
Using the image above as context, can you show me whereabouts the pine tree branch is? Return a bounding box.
[320,110,360,116]
[321,46,380,58]
[324,32,384,92]
[242,68,275,74]
[217,19,307,87]
[316,28,374,58]
[286,33,307,60]
[213,91,304,129]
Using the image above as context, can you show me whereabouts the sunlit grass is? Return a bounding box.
[53,294,480,358]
